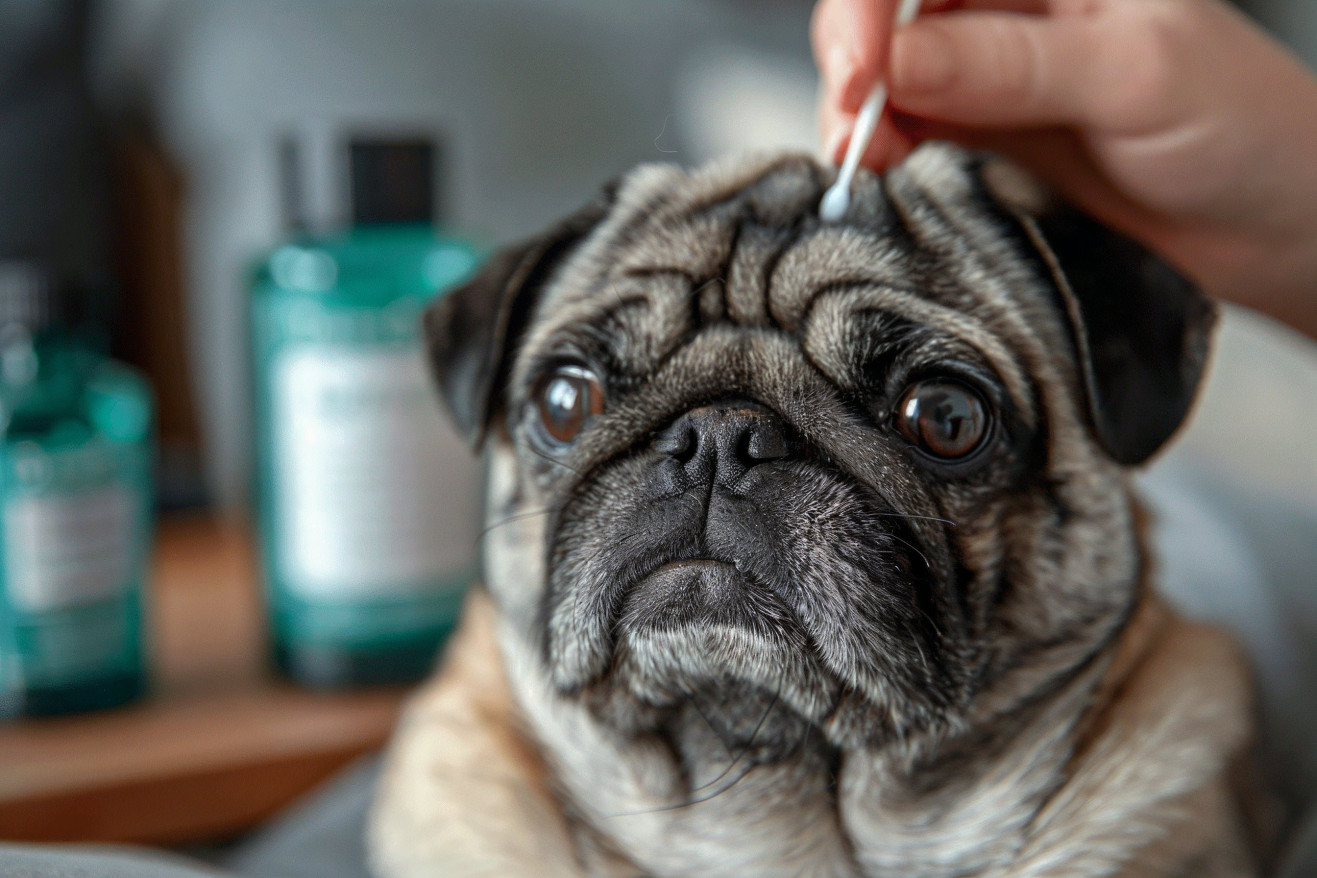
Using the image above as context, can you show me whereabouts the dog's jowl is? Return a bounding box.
[370,145,1267,878]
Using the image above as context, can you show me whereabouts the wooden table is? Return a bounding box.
[0,516,410,845]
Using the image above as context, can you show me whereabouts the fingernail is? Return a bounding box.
[824,121,851,164]
[891,24,958,94]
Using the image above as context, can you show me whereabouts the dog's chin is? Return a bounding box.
[570,559,902,752]
[613,560,838,716]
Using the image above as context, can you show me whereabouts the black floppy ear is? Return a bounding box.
[424,186,614,449]
[982,162,1217,465]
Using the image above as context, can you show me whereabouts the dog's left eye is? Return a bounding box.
[535,365,605,445]
[895,380,989,461]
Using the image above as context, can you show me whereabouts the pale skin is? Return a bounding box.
[813,0,1317,339]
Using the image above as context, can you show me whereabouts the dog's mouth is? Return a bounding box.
[619,560,794,634]
[607,557,843,730]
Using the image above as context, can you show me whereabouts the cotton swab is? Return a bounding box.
[819,0,923,222]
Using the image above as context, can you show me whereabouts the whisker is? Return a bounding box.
[689,700,735,760]
[475,508,552,545]
[872,511,957,528]
[903,619,932,674]
[886,532,932,574]
[604,678,785,819]
[527,442,584,476]
[646,760,761,814]
[605,759,762,819]
[691,687,782,793]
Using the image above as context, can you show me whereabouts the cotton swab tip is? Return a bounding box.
[818,183,851,223]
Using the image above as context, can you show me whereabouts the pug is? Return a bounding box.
[369,144,1273,878]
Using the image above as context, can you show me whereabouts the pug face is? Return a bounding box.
[427,145,1214,773]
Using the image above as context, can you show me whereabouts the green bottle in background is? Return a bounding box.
[250,136,484,688]
[0,263,154,717]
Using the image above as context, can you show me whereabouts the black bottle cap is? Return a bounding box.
[349,139,435,226]
[280,130,439,233]
[0,261,62,331]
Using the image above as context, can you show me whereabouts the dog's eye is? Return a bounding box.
[895,380,988,460]
[535,365,604,445]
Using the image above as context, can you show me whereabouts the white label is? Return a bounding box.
[272,345,481,600]
[5,488,137,612]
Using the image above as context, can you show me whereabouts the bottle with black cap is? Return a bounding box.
[0,261,154,717]
[250,132,484,688]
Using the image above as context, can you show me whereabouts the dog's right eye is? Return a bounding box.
[894,379,989,461]
[534,365,605,445]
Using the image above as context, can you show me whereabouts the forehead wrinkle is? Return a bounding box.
[725,223,771,326]
[598,161,691,248]
[767,228,912,330]
[615,154,825,313]
[655,151,824,223]
[885,167,972,261]
[802,285,1037,428]
[615,210,738,279]
[888,147,1081,380]
[514,274,688,392]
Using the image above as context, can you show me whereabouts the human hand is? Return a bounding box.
[813,0,1317,338]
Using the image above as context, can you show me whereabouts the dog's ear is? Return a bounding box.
[981,161,1217,465]
[425,185,615,449]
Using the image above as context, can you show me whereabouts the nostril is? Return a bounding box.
[655,422,698,463]
[743,423,790,462]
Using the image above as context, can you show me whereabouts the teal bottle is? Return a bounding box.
[0,264,154,717]
[250,137,484,688]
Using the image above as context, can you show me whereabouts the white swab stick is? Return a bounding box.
[819,0,923,222]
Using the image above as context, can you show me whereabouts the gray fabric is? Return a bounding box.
[1141,452,1317,873]
[1278,806,1317,878]
[223,755,380,878]
[0,759,382,878]
[1141,457,1317,811]
[0,843,230,878]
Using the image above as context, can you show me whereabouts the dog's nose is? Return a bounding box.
[654,402,792,485]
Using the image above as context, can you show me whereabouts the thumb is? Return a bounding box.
[888,11,1151,131]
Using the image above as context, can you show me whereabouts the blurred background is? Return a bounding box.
[9,0,1314,512]
[0,0,1314,873]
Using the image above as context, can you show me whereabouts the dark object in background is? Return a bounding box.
[348,140,436,227]
[250,133,483,689]
[0,0,112,290]
[1,1,205,512]
[112,127,207,510]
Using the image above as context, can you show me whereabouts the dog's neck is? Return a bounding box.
[496,593,1172,878]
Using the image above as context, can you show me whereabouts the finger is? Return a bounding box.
[818,91,851,163]
[813,0,910,112]
[823,104,925,173]
[812,0,854,98]
[983,129,1166,237]
[844,0,895,106]
[858,111,925,170]
[813,0,869,112]
[923,0,1050,13]
[893,120,1166,244]
[817,0,1054,82]
[821,0,1054,114]
[887,11,1130,129]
